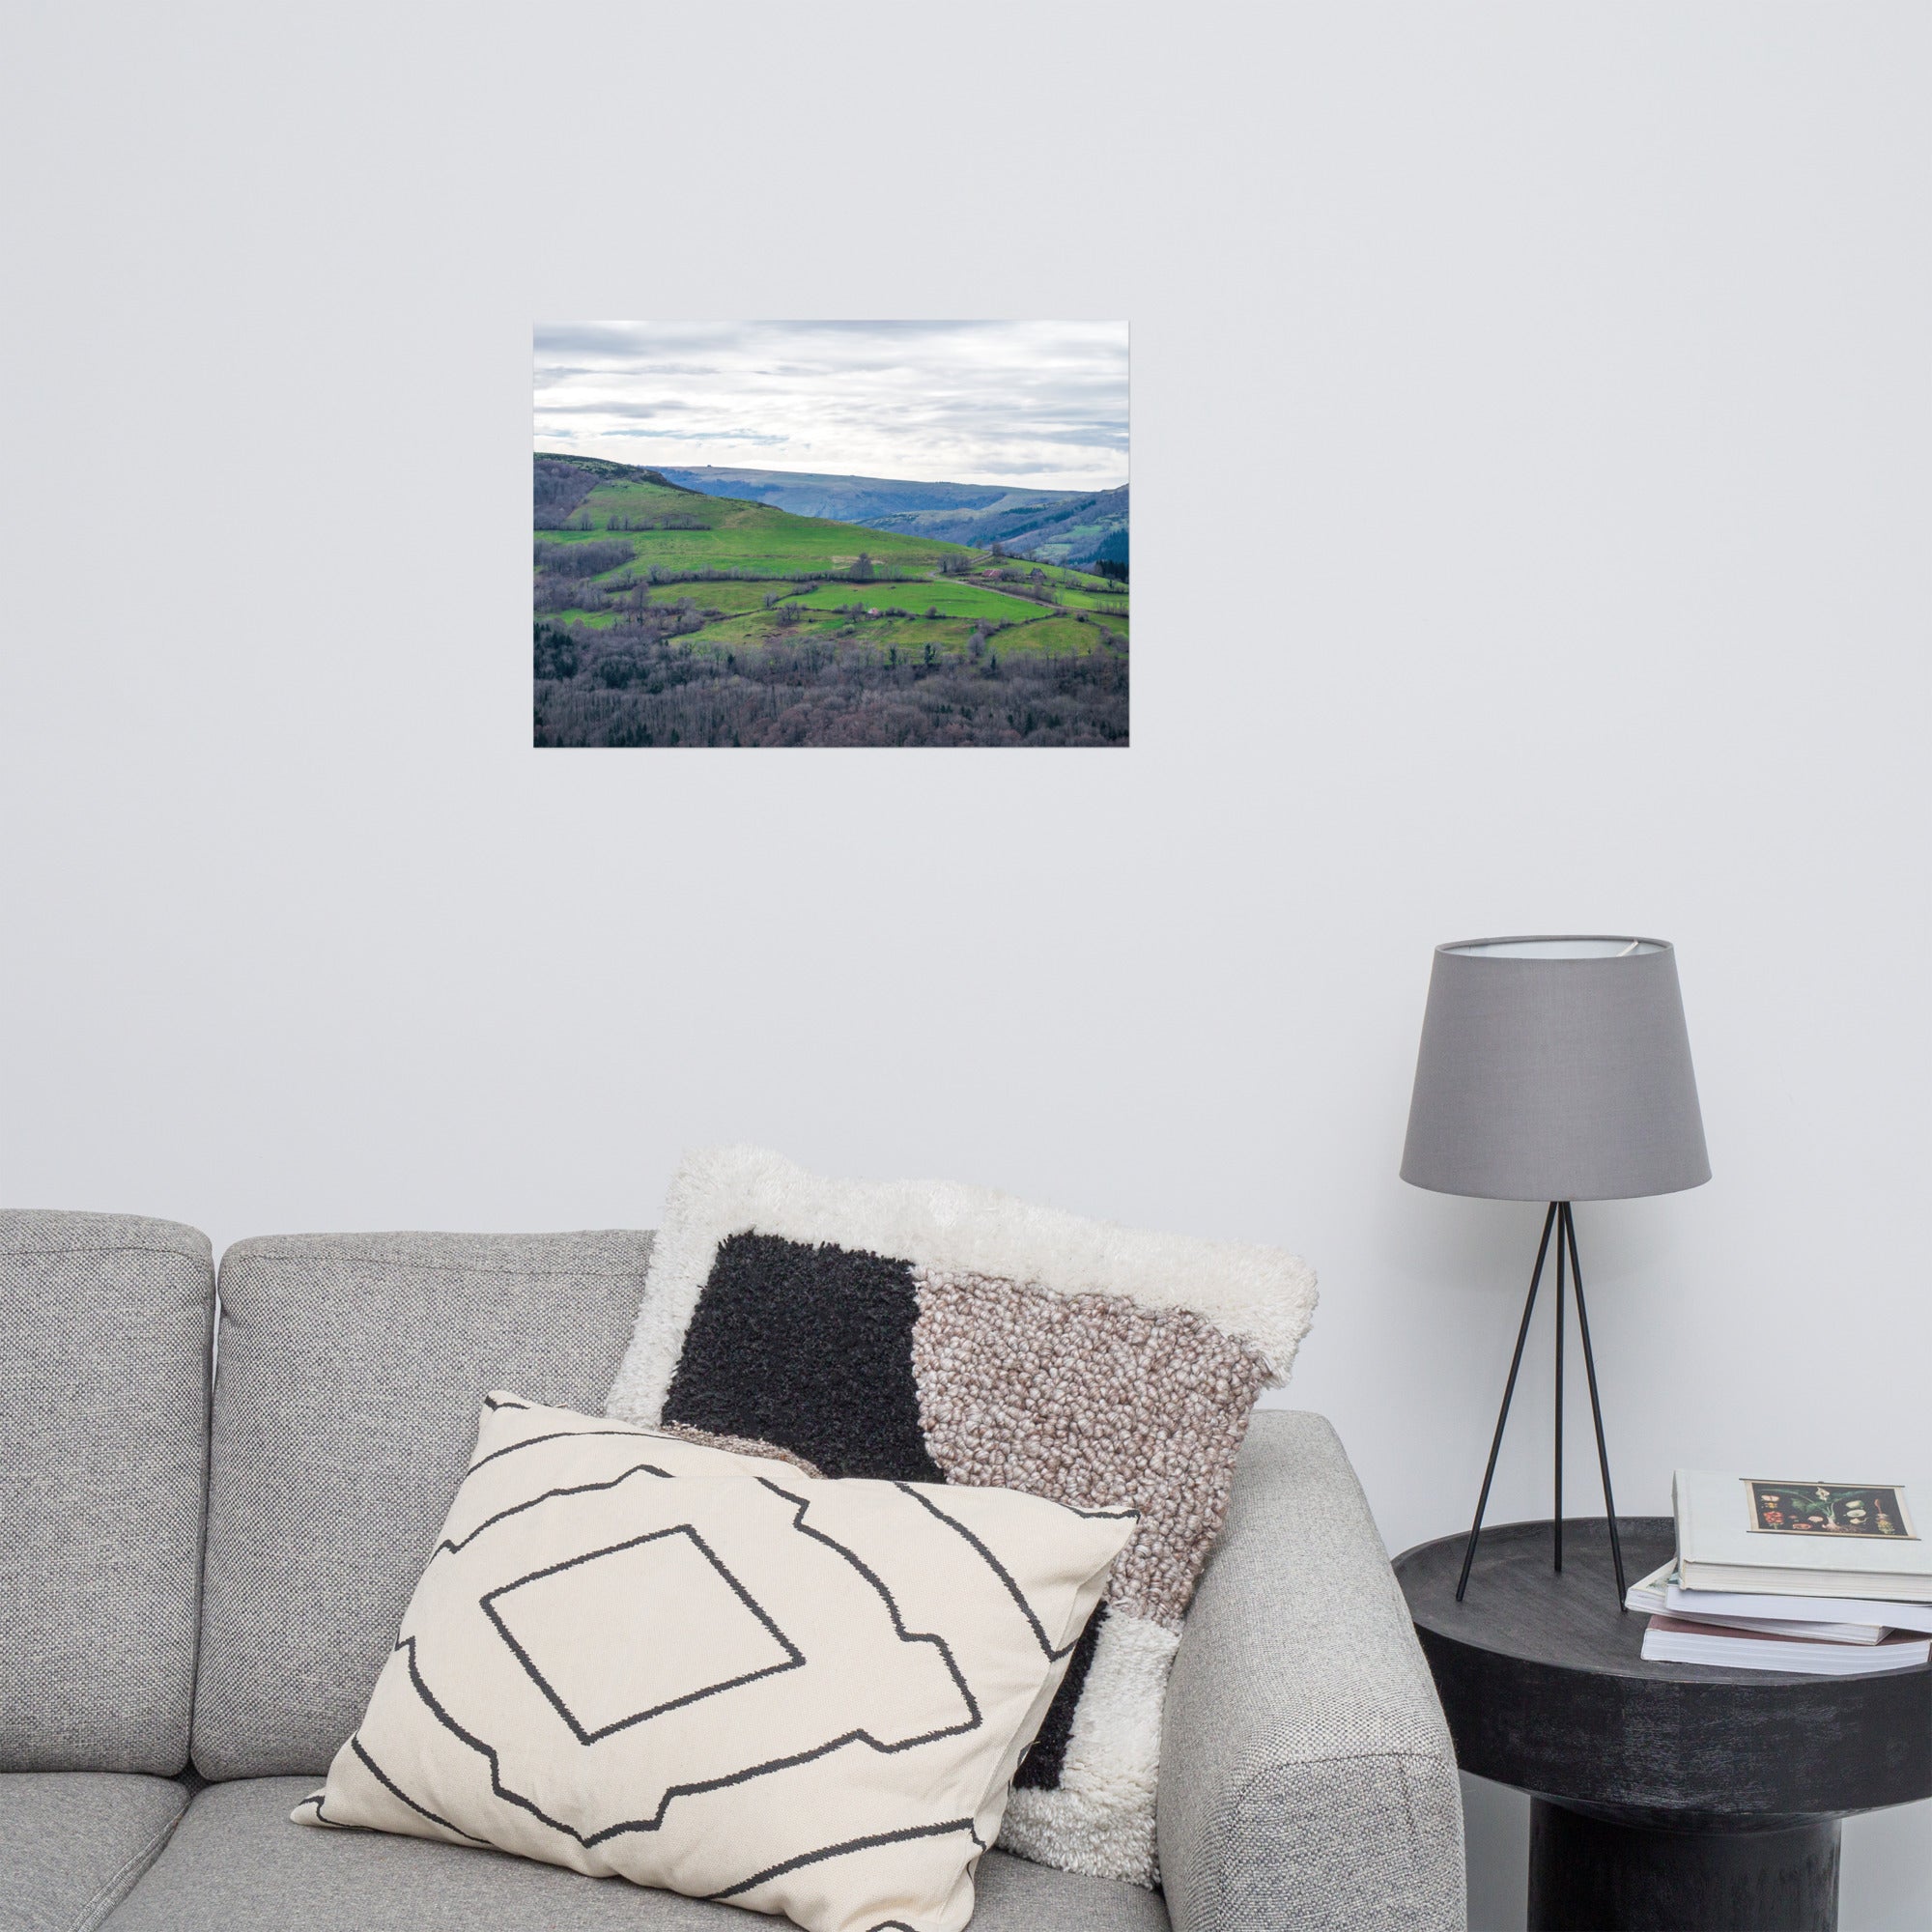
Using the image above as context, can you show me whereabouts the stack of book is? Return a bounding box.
[1634,1471,1932,1675]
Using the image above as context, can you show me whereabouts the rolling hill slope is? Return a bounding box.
[533,455,1124,619]
[533,454,972,573]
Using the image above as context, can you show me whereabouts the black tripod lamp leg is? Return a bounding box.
[1564,1203,1628,1608]
[1553,1207,1566,1573]
[1455,1202,1559,1603]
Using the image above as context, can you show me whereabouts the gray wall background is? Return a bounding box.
[2,6,1926,1924]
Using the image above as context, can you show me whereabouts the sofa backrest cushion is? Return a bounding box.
[190,1230,654,1778]
[0,1210,215,1774]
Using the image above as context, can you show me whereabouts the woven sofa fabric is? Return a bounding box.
[295,1396,1135,1932]
[0,1771,188,1932]
[192,1231,654,1778]
[1157,1411,1465,1932]
[99,1778,1172,1932]
[605,1148,1319,1889]
[0,1212,214,1775]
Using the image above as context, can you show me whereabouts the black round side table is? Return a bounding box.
[1395,1518,1932,1932]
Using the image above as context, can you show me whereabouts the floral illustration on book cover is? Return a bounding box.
[1745,1480,1918,1540]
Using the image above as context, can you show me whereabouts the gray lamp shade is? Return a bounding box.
[1401,936,1710,1203]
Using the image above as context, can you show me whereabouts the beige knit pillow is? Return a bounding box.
[295,1395,1134,1932]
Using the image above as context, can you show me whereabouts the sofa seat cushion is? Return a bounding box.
[0,1772,187,1932]
[1,1212,214,1774]
[100,1779,1170,1931]
[192,1232,657,1777]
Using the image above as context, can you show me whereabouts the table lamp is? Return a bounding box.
[1401,936,1709,1606]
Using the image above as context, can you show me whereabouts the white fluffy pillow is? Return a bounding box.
[296,1395,1134,1932]
[604,1145,1318,1884]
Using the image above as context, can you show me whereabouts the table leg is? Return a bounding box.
[1528,1798,1841,1931]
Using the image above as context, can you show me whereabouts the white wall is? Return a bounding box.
[3,6,1927,1924]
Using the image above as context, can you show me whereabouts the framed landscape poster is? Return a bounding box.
[533,322,1128,748]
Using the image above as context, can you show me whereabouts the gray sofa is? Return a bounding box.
[0,1210,1465,1932]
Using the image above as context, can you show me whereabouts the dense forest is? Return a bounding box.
[532,454,1128,749]
[534,626,1127,748]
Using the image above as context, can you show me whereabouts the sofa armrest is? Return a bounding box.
[1157,1410,1465,1932]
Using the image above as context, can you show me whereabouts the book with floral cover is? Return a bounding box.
[1674,1470,1932,1599]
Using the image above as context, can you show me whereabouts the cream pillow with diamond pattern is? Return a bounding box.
[295,1394,1134,1932]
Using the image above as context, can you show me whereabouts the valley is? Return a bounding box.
[651,466,1128,566]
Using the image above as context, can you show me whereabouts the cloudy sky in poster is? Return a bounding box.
[534,321,1128,489]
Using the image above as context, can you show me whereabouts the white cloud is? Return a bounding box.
[532,321,1128,490]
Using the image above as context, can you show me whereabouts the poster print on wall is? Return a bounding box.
[533,322,1128,748]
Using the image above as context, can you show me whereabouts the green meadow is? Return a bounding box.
[640,582,789,615]
[535,456,1127,663]
[785,580,1043,621]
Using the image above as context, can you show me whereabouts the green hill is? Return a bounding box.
[534,453,1124,646]
[534,453,974,574]
[532,452,1130,747]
